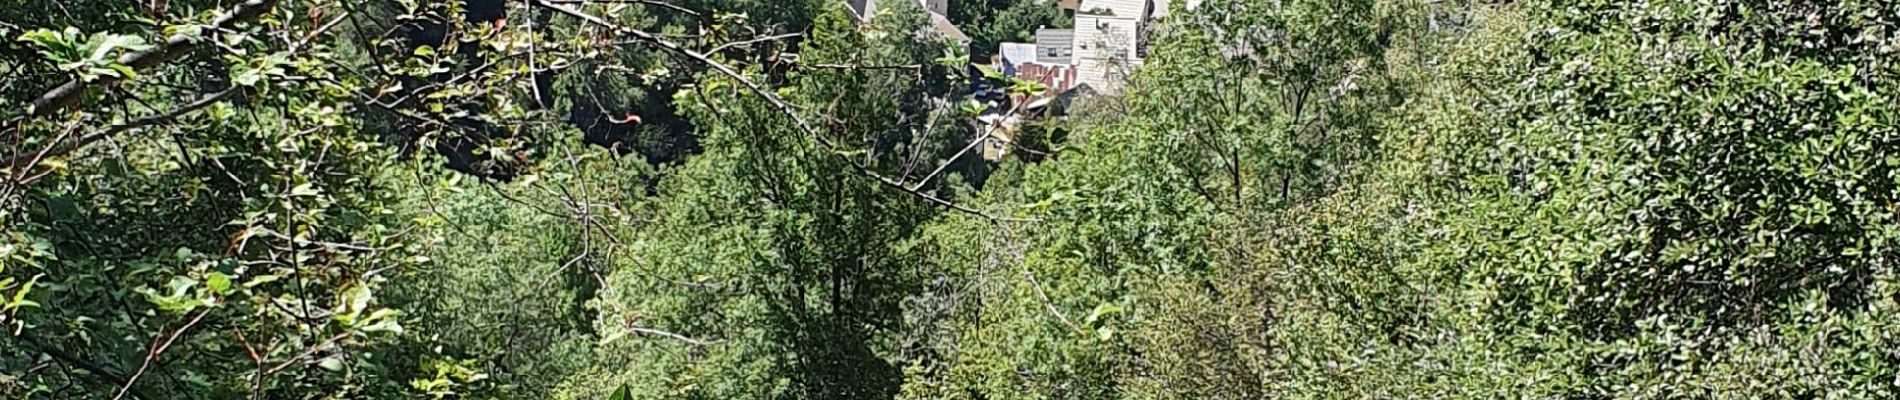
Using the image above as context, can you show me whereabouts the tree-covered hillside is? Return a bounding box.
[2,0,1897,399]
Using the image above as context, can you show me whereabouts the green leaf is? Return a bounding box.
[1084,303,1122,326]
[88,33,151,63]
[16,28,67,49]
[242,274,282,288]
[608,384,632,400]
[141,276,202,313]
[358,309,405,334]
[290,183,322,197]
[318,357,345,372]
[166,276,199,296]
[18,27,81,65]
[205,272,232,296]
[163,24,206,43]
[5,274,41,311]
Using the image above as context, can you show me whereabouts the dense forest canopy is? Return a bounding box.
[2,0,1898,399]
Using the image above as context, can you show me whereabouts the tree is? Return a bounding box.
[948,0,1072,60]
[0,0,991,398]
[8,0,1900,398]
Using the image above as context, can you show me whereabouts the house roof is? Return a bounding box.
[999,43,1039,65]
[929,12,970,43]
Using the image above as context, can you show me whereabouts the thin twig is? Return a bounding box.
[626,326,722,346]
[294,10,352,51]
[19,333,152,399]
[1,88,241,169]
[708,32,803,54]
[913,100,1024,190]
[261,333,350,376]
[113,308,212,400]
[995,224,1088,338]
[798,63,925,71]
[542,0,701,17]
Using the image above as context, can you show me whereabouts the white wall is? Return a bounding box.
[1071,2,1144,93]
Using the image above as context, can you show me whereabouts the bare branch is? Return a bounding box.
[798,63,926,71]
[912,99,1027,191]
[113,308,212,400]
[2,88,242,170]
[542,0,702,17]
[626,326,722,346]
[261,333,350,376]
[18,333,153,400]
[708,32,804,54]
[911,130,991,191]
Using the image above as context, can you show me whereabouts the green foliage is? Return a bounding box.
[6,0,1900,399]
[543,5,982,398]
[16,27,153,82]
[904,0,1900,398]
[949,0,1073,59]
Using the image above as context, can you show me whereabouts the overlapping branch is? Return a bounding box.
[2,0,310,173]
[2,88,241,169]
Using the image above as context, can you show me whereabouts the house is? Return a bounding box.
[1063,0,1208,92]
[1070,0,1156,93]
[847,0,968,45]
[976,111,1022,162]
[928,12,971,44]
[1035,28,1074,65]
[997,41,1081,100]
[999,42,1039,76]
[1056,0,1082,14]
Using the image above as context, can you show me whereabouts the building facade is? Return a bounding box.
[1071,0,1154,93]
[847,0,967,45]
[1035,28,1074,65]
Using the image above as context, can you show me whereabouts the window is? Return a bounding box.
[1046,47,1058,57]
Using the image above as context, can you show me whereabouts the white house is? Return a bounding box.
[847,0,968,44]
[1070,0,1154,93]
[1035,27,1075,64]
[1068,0,1199,93]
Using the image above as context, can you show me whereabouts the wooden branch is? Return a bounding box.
[914,100,1025,191]
[113,308,211,400]
[797,63,925,71]
[541,0,701,17]
[23,0,281,119]
[912,130,992,191]
[18,333,155,400]
[2,88,242,170]
[708,32,803,54]
[261,333,349,376]
[626,326,722,346]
